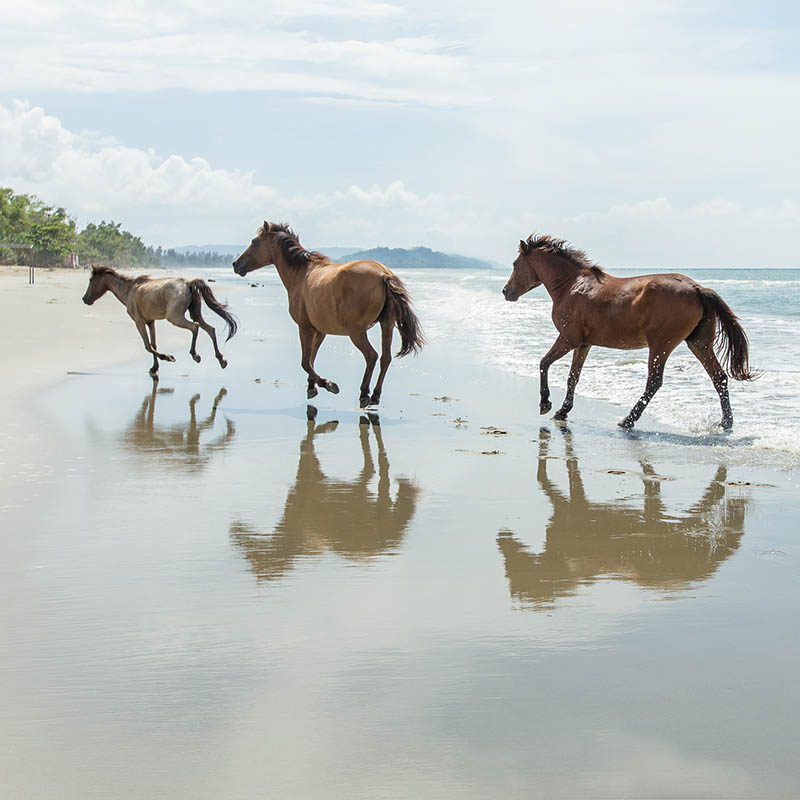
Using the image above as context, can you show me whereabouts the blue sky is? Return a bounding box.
[1,0,799,266]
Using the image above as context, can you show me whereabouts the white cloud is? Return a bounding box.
[0,101,474,250]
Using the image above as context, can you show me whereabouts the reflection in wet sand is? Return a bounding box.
[121,385,235,471]
[498,427,748,607]
[231,406,420,581]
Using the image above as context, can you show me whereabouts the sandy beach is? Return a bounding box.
[1,264,799,799]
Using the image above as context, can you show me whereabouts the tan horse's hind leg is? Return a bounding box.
[369,315,395,407]
[686,318,733,429]
[189,297,228,368]
[168,312,201,363]
[350,330,378,408]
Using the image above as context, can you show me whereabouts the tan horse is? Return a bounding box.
[502,235,756,429]
[82,265,237,377]
[233,222,423,407]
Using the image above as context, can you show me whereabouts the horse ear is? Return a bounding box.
[263,220,269,232]
[519,239,526,252]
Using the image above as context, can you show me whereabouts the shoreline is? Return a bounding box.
[2,264,799,799]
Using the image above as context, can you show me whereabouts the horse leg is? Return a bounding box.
[167,312,201,363]
[190,304,227,369]
[350,330,378,408]
[554,344,591,421]
[686,325,733,430]
[370,315,394,406]
[539,336,574,415]
[300,326,337,398]
[137,320,159,376]
[619,345,673,429]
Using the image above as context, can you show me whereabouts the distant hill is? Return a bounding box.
[338,246,494,270]
[174,243,496,270]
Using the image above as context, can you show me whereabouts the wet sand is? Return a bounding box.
[1,266,799,798]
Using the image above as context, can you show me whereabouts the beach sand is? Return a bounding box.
[1,265,799,798]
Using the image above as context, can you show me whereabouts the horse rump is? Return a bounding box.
[381,274,424,357]
[189,280,239,341]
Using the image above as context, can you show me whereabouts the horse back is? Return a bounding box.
[130,277,192,321]
[564,272,704,349]
[302,260,390,333]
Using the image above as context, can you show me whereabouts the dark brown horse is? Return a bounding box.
[502,235,756,429]
[497,427,747,607]
[233,222,423,407]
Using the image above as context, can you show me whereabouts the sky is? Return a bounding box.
[1,0,799,266]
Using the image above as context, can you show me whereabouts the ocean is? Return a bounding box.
[199,264,800,467]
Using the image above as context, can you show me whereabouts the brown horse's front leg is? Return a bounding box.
[539,336,573,415]
[619,347,672,429]
[554,344,591,421]
[300,326,337,399]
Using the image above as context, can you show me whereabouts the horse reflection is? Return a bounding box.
[231,407,420,581]
[122,385,234,471]
[497,428,748,606]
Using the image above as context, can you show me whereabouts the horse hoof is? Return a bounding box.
[307,386,319,399]
[369,394,381,406]
[553,410,568,422]
[359,395,370,408]
[327,382,340,395]
[721,418,733,431]
[618,418,634,430]
[219,359,228,369]
[164,354,176,363]
[192,353,201,363]
[539,401,552,415]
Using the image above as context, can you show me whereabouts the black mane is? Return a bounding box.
[520,234,606,277]
[259,222,326,268]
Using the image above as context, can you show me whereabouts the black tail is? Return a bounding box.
[697,287,756,381]
[191,280,238,341]
[381,274,424,357]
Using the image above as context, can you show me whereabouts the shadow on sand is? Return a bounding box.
[230,405,420,582]
[119,384,235,472]
[497,426,748,608]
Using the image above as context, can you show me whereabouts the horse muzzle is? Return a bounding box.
[502,285,518,302]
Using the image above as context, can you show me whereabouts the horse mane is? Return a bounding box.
[520,234,606,278]
[260,222,327,268]
[91,265,149,283]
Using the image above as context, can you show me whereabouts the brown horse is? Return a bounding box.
[497,427,746,607]
[82,266,237,377]
[502,235,756,429]
[233,222,423,407]
[230,407,420,581]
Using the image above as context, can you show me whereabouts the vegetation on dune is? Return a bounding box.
[0,186,232,268]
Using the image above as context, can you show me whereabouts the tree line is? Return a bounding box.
[0,187,232,268]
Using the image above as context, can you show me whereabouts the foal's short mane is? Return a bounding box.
[521,234,606,277]
[259,222,326,268]
[91,265,150,283]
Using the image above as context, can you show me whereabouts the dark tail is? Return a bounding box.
[697,287,756,381]
[381,274,424,357]
[191,280,238,341]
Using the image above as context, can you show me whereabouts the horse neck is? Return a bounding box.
[104,271,135,304]
[533,252,583,300]
[272,249,307,296]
